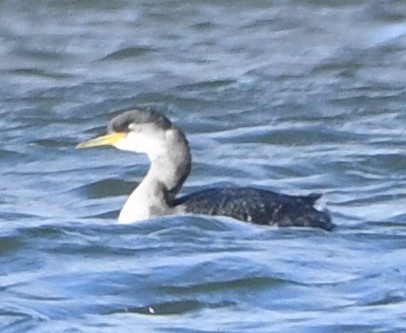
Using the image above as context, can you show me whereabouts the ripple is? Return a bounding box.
[100,46,156,61]
[75,178,134,198]
[8,68,73,80]
[366,290,406,306]
[108,299,222,316]
[0,236,22,255]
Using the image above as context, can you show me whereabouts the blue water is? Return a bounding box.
[1,1,405,332]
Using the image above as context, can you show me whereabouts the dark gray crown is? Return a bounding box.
[108,109,173,133]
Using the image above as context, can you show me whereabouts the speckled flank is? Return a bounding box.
[175,187,334,231]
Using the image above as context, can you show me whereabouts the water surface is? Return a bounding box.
[1,1,405,332]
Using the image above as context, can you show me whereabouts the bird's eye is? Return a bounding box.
[128,123,138,131]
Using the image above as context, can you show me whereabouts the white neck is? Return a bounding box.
[118,167,168,224]
[118,128,191,224]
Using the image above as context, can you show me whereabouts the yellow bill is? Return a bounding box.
[76,132,125,149]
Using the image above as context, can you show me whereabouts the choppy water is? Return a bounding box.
[1,1,405,332]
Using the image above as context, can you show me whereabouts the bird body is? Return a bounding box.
[77,109,334,231]
[175,188,331,230]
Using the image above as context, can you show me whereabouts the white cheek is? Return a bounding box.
[113,132,165,158]
[113,136,138,152]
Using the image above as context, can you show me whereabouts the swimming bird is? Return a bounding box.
[77,109,334,231]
